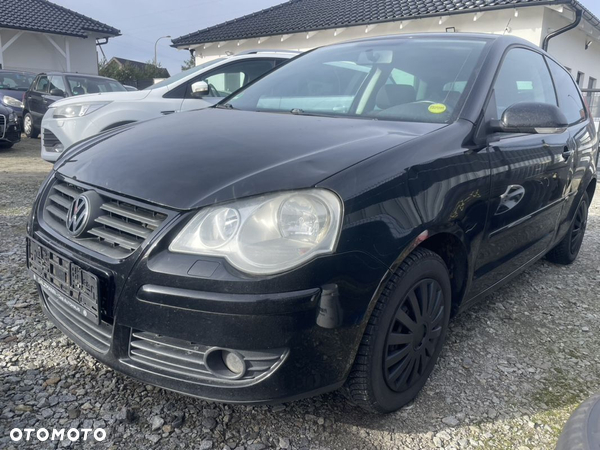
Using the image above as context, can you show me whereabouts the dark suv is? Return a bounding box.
[23,72,125,138]
[27,34,598,413]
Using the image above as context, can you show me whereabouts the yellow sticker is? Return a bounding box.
[428,103,447,114]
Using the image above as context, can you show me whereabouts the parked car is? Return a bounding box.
[23,72,125,141]
[40,51,297,162]
[0,103,20,148]
[0,69,36,125]
[27,34,598,413]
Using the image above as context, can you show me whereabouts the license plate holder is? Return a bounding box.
[27,238,100,325]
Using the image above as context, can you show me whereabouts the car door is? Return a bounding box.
[28,75,50,126]
[546,57,595,241]
[471,47,573,295]
[179,59,278,111]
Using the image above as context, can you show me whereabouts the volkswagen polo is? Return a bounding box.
[27,34,598,413]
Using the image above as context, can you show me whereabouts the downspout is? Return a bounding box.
[542,8,582,51]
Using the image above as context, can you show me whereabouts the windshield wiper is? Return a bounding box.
[215,103,236,110]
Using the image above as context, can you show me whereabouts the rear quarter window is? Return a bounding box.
[546,58,587,125]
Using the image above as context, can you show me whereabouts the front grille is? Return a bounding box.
[0,115,5,139]
[43,178,168,259]
[41,287,112,353]
[127,330,288,386]
[43,129,61,149]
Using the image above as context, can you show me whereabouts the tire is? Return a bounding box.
[23,112,39,139]
[555,394,600,450]
[546,193,589,265]
[345,247,452,413]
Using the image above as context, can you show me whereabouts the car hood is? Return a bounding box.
[51,89,153,107]
[55,108,443,210]
[0,89,26,102]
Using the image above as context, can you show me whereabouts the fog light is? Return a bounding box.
[222,350,244,375]
[54,144,64,153]
[204,348,247,380]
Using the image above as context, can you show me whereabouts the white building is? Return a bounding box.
[172,0,600,90]
[0,0,120,74]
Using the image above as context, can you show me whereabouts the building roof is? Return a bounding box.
[108,57,170,78]
[0,0,120,39]
[172,0,600,48]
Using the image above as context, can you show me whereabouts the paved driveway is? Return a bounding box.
[1,136,599,450]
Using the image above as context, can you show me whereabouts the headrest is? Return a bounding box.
[377,84,417,110]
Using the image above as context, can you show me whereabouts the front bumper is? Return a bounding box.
[1,119,20,144]
[41,114,100,162]
[27,178,388,403]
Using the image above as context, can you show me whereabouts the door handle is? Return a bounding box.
[562,147,573,160]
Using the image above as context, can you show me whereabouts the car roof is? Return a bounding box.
[333,32,535,49]
[37,72,118,81]
[0,69,37,75]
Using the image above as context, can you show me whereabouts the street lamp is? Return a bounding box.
[154,35,171,66]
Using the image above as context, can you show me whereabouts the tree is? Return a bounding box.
[99,59,168,85]
[181,54,196,72]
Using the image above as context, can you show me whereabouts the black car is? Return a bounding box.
[23,72,125,138]
[0,70,36,125]
[0,102,21,148]
[27,34,598,413]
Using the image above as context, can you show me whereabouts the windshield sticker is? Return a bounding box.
[428,104,447,114]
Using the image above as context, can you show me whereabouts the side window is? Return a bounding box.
[546,58,587,125]
[35,76,49,93]
[492,48,557,119]
[198,60,275,97]
[49,76,66,94]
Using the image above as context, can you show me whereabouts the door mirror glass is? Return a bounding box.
[191,81,209,97]
[491,102,569,134]
[49,88,65,97]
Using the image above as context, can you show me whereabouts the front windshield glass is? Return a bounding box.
[0,72,36,91]
[227,38,488,123]
[148,58,227,90]
[66,76,126,95]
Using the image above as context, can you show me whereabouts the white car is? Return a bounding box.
[41,51,297,162]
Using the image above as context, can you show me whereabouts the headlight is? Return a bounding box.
[2,95,24,109]
[52,102,111,119]
[169,189,343,275]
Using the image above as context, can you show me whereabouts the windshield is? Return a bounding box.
[148,58,227,90]
[227,38,488,123]
[0,72,35,91]
[66,76,126,95]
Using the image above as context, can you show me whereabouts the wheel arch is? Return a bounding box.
[418,232,469,316]
[367,230,470,321]
[586,177,597,204]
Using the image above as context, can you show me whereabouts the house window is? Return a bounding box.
[576,71,585,87]
[589,77,597,90]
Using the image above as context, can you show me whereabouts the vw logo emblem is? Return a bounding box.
[66,195,90,237]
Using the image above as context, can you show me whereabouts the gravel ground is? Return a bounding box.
[1,136,599,450]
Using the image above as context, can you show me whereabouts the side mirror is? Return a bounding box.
[490,102,568,135]
[49,88,65,97]
[191,81,209,98]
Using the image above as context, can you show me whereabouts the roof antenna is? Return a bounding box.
[503,16,512,35]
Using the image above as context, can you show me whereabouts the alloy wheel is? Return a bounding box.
[570,202,587,254]
[24,116,32,135]
[383,279,445,392]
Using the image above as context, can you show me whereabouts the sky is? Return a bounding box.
[52,0,600,77]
